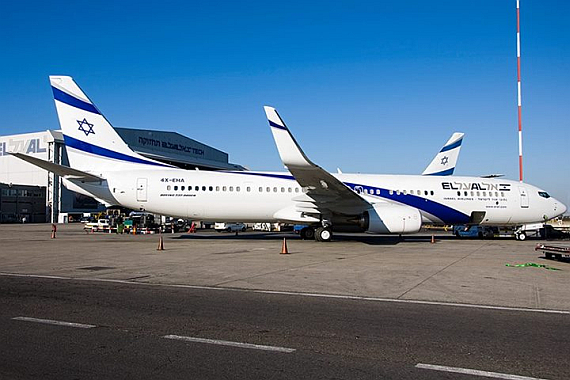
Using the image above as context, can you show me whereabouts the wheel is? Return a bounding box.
[300,227,315,240]
[241,227,246,232]
[315,227,332,242]
[517,232,526,241]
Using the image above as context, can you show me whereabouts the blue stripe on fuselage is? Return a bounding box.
[226,171,470,224]
[52,87,101,115]
[64,135,172,167]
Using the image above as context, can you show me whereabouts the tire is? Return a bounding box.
[518,232,526,241]
[300,227,315,240]
[241,227,246,232]
[315,227,332,242]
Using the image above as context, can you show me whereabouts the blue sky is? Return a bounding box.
[1,0,568,205]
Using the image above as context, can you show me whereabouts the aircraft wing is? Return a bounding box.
[264,106,371,216]
[10,152,103,182]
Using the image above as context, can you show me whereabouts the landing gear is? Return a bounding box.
[315,227,333,242]
[300,224,333,242]
[515,232,527,241]
[300,227,315,240]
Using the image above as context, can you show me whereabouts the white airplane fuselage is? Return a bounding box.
[71,167,564,227]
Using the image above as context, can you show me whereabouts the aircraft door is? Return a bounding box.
[518,187,529,208]
[136,178,148,202]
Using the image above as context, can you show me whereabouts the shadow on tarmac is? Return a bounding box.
[175,231,457,245]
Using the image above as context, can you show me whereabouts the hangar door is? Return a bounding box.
[136,178,148,202]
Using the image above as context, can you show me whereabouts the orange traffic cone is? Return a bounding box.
[431,234,435,244]
[157,235,164,251]
[280,238,289,254]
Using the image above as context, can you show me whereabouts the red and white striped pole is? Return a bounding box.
[516,0,523,182]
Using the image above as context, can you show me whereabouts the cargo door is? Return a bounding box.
[518,187,529,208]
[136,178,148,202]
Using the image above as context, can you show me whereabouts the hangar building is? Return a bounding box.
[0,128,244,223]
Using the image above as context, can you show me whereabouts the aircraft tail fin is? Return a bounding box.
[49,76,173,174]
[422,132,464,176]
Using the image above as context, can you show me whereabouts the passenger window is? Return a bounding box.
[430,191,434,196]
[167,185,171,190]
[273,187,277,192]
[376,189,381,195]
[259,187,263,192]
[389,190,394,195]
[501,192,504,197]
[209,186,213,191]
[181,186,185,191]
[281,187,285,192]
[223,186,227,191]
[295,188,300,193]
[457,191,461,196]
[247,187,251,192]
[396,190,401,195]
[174,186,178,191]
[195,186,199,191]
[464,191,468,196]
[424,191,428,196]
[236,186,240,192]
[202,186,206,191]
[216,186,220,191]
[229,186,233,192]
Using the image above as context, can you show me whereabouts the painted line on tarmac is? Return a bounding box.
[12,316,96,329]
[163,334,295,353]
[416,363,548,380]
[1,272,569,315]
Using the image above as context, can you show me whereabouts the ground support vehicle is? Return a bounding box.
[215,222,247,233]
[535,244,570,261]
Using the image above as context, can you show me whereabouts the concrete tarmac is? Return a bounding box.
[1,223,570,379]
[1,223,569,311]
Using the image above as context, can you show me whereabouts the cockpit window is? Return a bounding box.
[538,191,550,199]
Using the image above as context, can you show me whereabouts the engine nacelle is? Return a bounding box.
[360,204,422,234]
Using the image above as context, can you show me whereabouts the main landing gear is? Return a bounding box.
[300,226,333,242]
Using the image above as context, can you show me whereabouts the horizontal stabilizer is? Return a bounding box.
[10,152,103,182]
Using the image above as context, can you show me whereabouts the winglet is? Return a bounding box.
[264,106,314,168]
[422,132,464,176]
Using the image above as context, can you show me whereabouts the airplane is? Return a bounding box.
[11,76,567,242]
[422,132,464,176]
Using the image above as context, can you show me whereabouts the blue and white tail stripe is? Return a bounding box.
[50,75,174,172]
[63,135,172,168]
[422,132,464,176]
[52,86,101,115]
[439,137,463,153]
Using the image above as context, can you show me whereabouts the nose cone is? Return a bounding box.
[560,201,568,216]
[553,198,567,218]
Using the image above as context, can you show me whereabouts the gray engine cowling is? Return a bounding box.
[359,204,422,234]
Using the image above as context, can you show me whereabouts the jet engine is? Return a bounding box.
[359,204,422,234]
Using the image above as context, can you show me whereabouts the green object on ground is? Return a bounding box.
[505,262,561,271]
